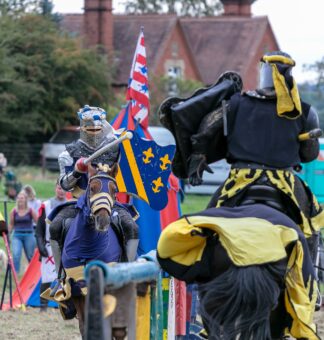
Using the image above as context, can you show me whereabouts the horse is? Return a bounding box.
[60,163,127,336]
[157,203,319,340]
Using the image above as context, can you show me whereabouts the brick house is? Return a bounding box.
[61,0,279,90]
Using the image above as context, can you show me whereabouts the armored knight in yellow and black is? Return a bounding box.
[159,51,324,307]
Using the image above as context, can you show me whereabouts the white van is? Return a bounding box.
[41,126,79,171]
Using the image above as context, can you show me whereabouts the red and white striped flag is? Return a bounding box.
[126,27,150,128]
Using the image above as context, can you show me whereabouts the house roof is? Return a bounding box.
[60,13,275,85]
[60,14,84,36]
[113,15,178,85]
[179,16,271,84]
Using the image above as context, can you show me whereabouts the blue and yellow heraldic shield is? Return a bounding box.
[115,130,176,210]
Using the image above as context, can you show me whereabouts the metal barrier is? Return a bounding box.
[84,251,161,340]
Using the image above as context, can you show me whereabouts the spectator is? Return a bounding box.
[8,191,38,274]
[4,170,22,200]
[0,153,7,182]
[36,182,66,311]
[23,185,42,230]
[23,185,42,216]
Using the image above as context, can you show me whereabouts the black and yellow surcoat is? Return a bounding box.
[227,93,310,168]
[215,167,324,237]
[216,93,324,237]
[157,204,320,340]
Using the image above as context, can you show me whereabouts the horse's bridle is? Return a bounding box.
[88,173,116,217]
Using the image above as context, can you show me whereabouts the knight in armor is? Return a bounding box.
[49,105,139,289]
[159,52,324,307]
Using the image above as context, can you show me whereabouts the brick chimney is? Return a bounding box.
[84,0,113,53]
[221,0,256,16]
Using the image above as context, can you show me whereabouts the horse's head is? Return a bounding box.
[88,163,118,232]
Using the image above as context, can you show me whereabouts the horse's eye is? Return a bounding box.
[90,179,102,194]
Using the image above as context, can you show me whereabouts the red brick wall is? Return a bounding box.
[242,24,279,90]
[223,4,252,16]
[154,23,201,81]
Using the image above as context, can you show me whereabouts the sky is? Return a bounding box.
[52,0,324,83]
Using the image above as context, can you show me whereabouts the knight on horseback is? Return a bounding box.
[160,50,323,273]
[159,51,323,337]
[49,105,139,294]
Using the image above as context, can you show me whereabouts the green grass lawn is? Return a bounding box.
[181,194,210,215]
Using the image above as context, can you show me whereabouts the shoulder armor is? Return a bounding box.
[58,151,73,176]
[58,150,73,167]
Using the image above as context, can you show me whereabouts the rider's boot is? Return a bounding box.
[49,239,62,297]
[126,239,139,262]
[48,206,76,296]
[50,239,62,274]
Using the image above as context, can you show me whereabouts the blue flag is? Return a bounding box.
[116,130,175,211]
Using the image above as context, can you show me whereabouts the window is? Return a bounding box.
[168,66,182,79]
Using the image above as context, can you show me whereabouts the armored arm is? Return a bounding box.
[188,102,228,186]
[299,106,320,163]
[58,151,80,191]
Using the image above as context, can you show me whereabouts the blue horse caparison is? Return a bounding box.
[62,173,122,269]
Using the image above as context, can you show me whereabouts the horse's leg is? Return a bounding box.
[72,296,86,337]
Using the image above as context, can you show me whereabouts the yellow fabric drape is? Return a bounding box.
[157,213,320,340]
[261,54,302,118]
[271,63,302,118]
[285,241,319,339]
[215,168,324,236]
[158,216,297,267]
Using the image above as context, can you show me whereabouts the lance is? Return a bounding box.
[298,128,322,142]
[83,131,133,165]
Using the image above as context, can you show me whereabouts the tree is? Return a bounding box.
[300,57,324,130]
[125,0,222,17]
[149,75,203,125]
[304,57,324,88]
[0,14,115,144]
[0,0,41,16]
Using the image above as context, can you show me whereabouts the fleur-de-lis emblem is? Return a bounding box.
[152,177,164,193]
[160,154,172,171]
[143,147,154,164]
